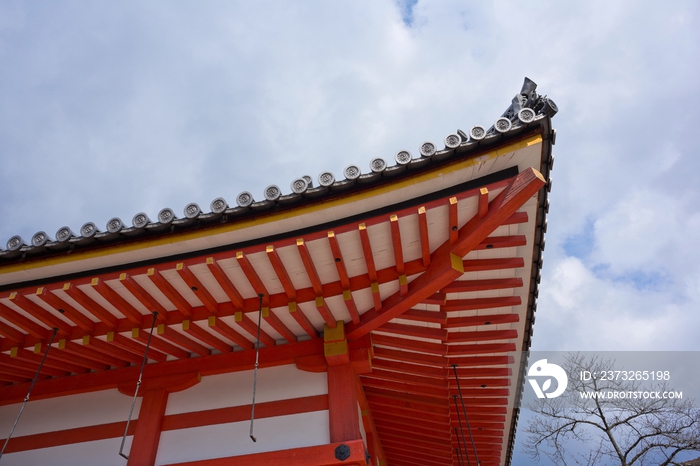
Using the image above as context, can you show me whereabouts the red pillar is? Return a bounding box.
[127,388,169,466]
[327,364,361,443]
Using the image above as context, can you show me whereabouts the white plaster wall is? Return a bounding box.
[0,436,133,466]
[0,389,140,437]
[165,364,328,415]
[155,410,330,465]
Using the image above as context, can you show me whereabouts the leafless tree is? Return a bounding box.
[523,353,700,466]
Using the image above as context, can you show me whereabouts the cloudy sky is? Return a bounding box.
[1,0,698,461]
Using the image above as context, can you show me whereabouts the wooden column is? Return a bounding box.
[325,321,361,443]
[328,364,361,443]
[128,387,169,466]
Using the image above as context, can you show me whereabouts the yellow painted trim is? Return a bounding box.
[371,282,379,293]
[450,253,464,273]
[0,135,543,275]
[324,340,348,357]
[82,335,90,345]
[399,275,408,285]
[235,311,243,323]
[262,307,269,318]
[10,347,18,357]
[449,197,458,205]
[390,214,398,222]
[418,206,426,214]
[107,331,115,342]
[157,324,165,335]
[132,328,139,338]
[327,231,335,238]
[289,301,297,313]
[33,343,41,354]
[324,320,345,342]
[315,296,324,307]
[480,187,489,195]
[58,339,66,349]
[208,316,216,327]
[265,245,274,253]
[62,283,71,291]
[343,289,352,301]
[182,320,191,330]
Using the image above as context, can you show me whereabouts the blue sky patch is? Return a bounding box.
[396,0,418,27]
[562,218,595,259]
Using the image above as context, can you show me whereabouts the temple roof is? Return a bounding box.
[0,78,557,466]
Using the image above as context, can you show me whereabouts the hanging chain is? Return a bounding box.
[249,294,264,442]
[0,327,59,461]
[119,312,158,460]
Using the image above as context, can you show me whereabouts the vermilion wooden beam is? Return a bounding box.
[378,322,447,341]
[452,167,545,258]
[35,287,95,332]
[63,282,118,329]
[120,273,168,319]
[475,235,527,250]
[0,354,66,378]
[8,292,71,336]
[148,268,192,318]
[0,370,31,383]
[107,331,168,362]
[315,296,337,328]
[206,257,245,310]
[443,277,523,293]
[262,307,297,343]
[235,251,270,302]
[0,320,25,343]
[449,196,459,244]
[158,324,211,357]
[450,367,512,378]
[91,277,144,325]
[0,338,324,405]
[59,338,128,368]
[182,320,232,354]
[82,335,143,365]
[369,403,450,425]
[127,388,168,466]
[133,327,190,360]
[358,223,381,311]
[374,417,451,442]
[389,215,406,277]
[447,343,516,355]
[446,329,518,343]
[478,187,489,218]
[176,263,219,314]
[265,245,296,301]
[364,387,447,411]
[399,308,447,324]
[418,206,431,266]
[288,302,319,339]
[447,355,514,367]
[362,377,448,399]
[365,368,446,388]
[327,231,350,289]
[461,257,524,272]
[10,346,88,374]
[372,358,447,379]
[372,333,446,355]
[373,346,445,366]
[328,364,361,442]
[444,313,520,329]
[355,376,386,466]
[0,357,60,378]
[161,439,368,466]
[207,316,254,350]
[442,296,521,312]
[235,311,276,348]
[328,232,361,324]
[0,302,49,339]
[48,342,109,371]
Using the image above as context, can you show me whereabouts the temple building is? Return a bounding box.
[0,79,557,466]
